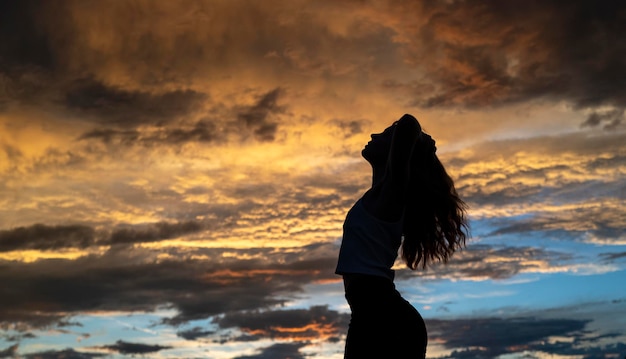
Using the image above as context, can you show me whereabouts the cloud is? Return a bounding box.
[0,224,95,252]
[3,0,626,121]
[106,220,204,245]
[77,128,142,145]
[375,1,626,114]
[97,340,171,355]
[0,311,67,332]
[177,305,350,345]
[600,252,626,262]
[432,320,626,359]
[162,256,338,326]
[485,203,625,242]
[236,88,284,142]
[0,344,18,359]
[22,348,105,359]
[10,310,625,359]
[430,316,589,354]
[3,332,36,342]
[330,118,367,139]
[582,108,625,130]
[64,78,206,126]
[437,131,626,246]
[1,1,294,148]
[533,342,626,359]
[450,132,626,201]
[0,1,55,70]
[214,305,349,342]
[0,243,338,329]
[1,3,625,358]
[176,327,215,341]
[397,244,573,281]
[0,258,271,328]
[233,342,309,359]
[76,87,285,146]
[426,299,626,358]
[0,233,600,332]
[0,220,206,252]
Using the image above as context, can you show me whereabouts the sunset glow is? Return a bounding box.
[1,1,625,358]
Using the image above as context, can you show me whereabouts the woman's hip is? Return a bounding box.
[343,274,425,327]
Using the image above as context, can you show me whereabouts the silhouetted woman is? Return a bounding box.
[335,114,469,358]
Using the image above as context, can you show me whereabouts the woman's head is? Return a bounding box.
[362,115,424,168]
[361,123,395,167]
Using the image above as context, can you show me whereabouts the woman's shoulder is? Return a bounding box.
[360,189,404,223]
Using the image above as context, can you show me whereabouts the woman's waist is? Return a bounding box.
[343,273,393,284]
[343,273,396,296]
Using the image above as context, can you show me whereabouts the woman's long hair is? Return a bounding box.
[401,136,469,270]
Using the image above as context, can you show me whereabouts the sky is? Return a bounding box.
[0,0,625,358]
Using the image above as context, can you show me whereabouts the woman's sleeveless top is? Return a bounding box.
[335,198,403,281]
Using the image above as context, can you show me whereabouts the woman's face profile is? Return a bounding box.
[362,124,395,166]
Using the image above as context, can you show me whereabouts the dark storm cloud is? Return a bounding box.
[233,342,309,359]
[0,224,95,252]
[0,220,205,252]
[4,0,626,119]
[0,244,337,329]
[0,257,242,327]
[98,340,171,355]
[391,1,626,115]
[0,1,55,70]
[76,87,285,146]
[159,119,218,144]
[162,256,338,326]
[177,327,215,340]
[430,314,626,359]
[78,128,141,144]
[0,0,57,110]
[214,305,349,341]
[330,118,367,139]
[0,311,66,332]
[78,119,218,145]
[64,78,206,126]
[428,318,589,357]
[0,344,18,358]
[23,348,105,359]
[0,0,373,85]
[236,88,284,142]
[0,2,284,146]
[1,1,289,145]
[107,220,203,245]
[582,109,625,131]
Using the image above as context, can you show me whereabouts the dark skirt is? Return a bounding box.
[343,274,427,359]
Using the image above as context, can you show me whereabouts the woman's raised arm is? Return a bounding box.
[363,114,421,221]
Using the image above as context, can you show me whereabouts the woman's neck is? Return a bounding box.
[371,165,386,187]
